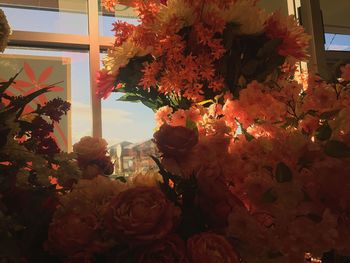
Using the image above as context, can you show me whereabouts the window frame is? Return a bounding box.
[5,0,114,138]
[5,0,302,140]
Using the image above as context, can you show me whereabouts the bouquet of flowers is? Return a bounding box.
[84,0,349,262]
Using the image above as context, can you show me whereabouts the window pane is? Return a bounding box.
[3,47,92,150]
[100,51,156,176]
[0,0,88,35]
[98,1,138,36]
[325,33,350,51]
[321,0,350,52]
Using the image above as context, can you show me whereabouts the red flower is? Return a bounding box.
[153,124,198,158]
[96,69,117,99]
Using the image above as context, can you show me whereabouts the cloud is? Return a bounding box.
[327,44,350,51]
[71,101,132,144]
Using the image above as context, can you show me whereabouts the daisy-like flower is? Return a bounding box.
[265,12,310,60]
[102,37,152,75]
[221,0,268,35]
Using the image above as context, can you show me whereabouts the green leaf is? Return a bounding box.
[315,123,332,141]
[185,117,197,131]
[117,93,141,102]
[261,188,278,203]
[257,38,283,58]
[325,140,350,158]
[320,109,341,120]
[275,162,293,183]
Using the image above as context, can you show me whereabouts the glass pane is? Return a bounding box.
[325,33,350,51]
[0,0,88,35]
[100,52,156,176]
[321,0,350,52]
[98,1,139,36]
[3,47,92,149]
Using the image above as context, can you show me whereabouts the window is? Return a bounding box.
[2,0,301,154]
[0,0,88,35]
[3,47,91,147]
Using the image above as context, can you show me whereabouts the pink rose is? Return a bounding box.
[187,233,240,263]
[153,124,198,157]
[104,186,180,241]
[136,235,188,263]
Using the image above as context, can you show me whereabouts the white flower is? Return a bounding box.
[103,38,152,76]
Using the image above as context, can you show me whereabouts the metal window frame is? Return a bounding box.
[6,0,114,139]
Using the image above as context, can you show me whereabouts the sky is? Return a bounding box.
[2,4,350,147]
[2,5,155,146]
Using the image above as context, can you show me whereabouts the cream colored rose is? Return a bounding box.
[73,136,108,162]
[127,171,163,188]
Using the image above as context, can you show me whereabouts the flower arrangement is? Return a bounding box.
[90,0,350,262]
[1,1,350,262]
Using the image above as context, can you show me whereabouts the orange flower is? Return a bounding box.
[265,12,310,60]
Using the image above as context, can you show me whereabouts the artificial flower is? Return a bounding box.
[187,232,240,263]
[104,186,181,241]
[153,124,198,158]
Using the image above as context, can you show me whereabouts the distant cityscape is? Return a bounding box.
[108,139,159,177]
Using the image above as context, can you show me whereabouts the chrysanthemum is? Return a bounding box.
[221,0,268,35]
[102,38,151,76]
[0,9,11,52]
[265,12,310,60]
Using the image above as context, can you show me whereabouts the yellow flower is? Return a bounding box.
[221,0,268,35]
[0,9,11,52]
[103,38,152,76]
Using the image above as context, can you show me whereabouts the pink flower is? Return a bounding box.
[340,64,350,80]
[155,106,173,127]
